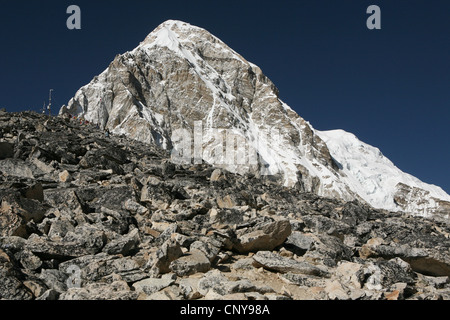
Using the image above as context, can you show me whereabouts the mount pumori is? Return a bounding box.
[61,20,450,218]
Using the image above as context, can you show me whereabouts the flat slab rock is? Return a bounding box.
[252,251,329,277]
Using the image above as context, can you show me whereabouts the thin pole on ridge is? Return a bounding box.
[48,89,54,116]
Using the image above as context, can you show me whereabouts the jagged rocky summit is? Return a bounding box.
[61,20,449,218]
[0,110,449,300]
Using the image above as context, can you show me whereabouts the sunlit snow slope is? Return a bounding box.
[316,129,450,216]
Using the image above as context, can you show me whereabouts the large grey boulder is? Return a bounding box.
[102,228,140,256]
[233,219,291,253]
[170,249,211,276]
[0,159,34,179]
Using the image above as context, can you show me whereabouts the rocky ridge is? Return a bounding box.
[0,110,449,300]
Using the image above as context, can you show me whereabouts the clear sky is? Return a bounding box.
[0,0,449,193]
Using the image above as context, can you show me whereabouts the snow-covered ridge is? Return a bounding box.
[316,129,450,215]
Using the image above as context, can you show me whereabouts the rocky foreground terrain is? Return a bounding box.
[0,110,449,300]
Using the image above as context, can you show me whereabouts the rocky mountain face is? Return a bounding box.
[0,110,449,300]
[61,20,450,218]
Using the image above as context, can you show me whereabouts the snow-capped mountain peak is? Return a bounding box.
[60,20,450,218]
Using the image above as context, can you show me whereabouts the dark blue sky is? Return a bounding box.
[0,0,449,193]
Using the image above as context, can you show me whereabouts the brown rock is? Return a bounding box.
[385,290,400,300]
[59,170,72,183]
[217,195,236,209]
[0,195,45,238]
[359,237,384,259]
[325,280,349,300]
[210,169,226,182]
